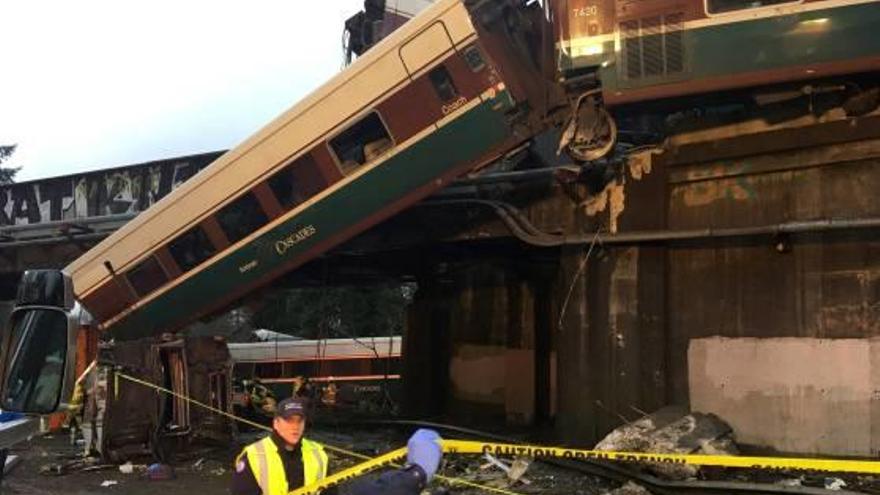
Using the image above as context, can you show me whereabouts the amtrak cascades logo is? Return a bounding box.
[275,225,317,255]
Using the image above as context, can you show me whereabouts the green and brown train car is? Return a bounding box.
[66,0,555,339]
[555,0,880,104]
[551,0,880,160]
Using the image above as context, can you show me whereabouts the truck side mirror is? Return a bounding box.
[0,270,78,414]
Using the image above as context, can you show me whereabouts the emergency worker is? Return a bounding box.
[244,378,277,417]
[232,397,328,495]
[80,363,107,457]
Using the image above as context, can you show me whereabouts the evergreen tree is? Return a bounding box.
[251,284,414,340]
[0,145,20,184]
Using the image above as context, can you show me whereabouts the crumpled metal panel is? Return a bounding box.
[95,336,233,461]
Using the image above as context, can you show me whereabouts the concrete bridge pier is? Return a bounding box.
[401,244,670,445]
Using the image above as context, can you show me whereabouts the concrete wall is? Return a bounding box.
[399,110,880,454]
[690,337,880,456]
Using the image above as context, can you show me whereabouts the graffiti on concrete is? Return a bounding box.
[0,152,223,226]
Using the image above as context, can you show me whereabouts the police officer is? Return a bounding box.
[232,397,328,495]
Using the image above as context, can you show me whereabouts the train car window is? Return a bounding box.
[267,167,301,209]
[463,45,487,72]
[707,0,798,14]
[125,256,169,297]
[268,154,327,210]
[428,65,459,102]
[328,112,393,174]
[168,226,217,273]
[216,192,269,244]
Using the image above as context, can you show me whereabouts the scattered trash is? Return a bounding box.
[479,453,532,485]
[119,462,134,474]
[41,458,115,476]
[192,458,226,475]
[100,480,118,487]
[777,477,804,487]
[147,463,175,481]
[603,481,653,495]
[825,477,847,491]
[83,464,118,473]
[595,405,737,480]
[3,454,21,475]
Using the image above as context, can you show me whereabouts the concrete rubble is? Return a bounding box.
[595,405,738,480]
[603,481,653,495]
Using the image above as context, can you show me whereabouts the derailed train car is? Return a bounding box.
[63,0,560,342]
[86,336,233,461]
[229,336,402,417]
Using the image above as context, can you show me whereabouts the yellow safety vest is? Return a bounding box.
[237,436,328,495]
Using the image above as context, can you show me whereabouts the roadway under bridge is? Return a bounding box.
[3,106,880,455]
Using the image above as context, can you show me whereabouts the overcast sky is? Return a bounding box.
[0,0,364,182]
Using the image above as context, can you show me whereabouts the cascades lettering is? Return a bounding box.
[275,225,317,255]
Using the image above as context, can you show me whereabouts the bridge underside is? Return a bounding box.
[4,104,880,455]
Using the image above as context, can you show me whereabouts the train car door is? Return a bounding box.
[398,21,463,131]
[399,21,455,78]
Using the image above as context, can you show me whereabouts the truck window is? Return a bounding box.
[706,0,798,14]
[216,192,269,244]
[168,226,217,273]
[2,309,68,413]
[328,112,393,174]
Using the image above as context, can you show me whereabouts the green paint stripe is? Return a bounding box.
[112,94,513,339]
[686,3,880,78]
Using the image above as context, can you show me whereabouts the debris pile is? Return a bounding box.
[440,452,611,494]
[595,405,738,480]
[603,481,652,495]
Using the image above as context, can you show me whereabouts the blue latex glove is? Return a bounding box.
[406,429,442,482]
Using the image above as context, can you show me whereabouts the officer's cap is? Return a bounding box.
[275,397,308,420]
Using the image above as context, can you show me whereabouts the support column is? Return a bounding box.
[554,244,598,444]
[402,276,452,418]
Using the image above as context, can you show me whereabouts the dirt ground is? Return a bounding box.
[6,422,880,495]
[2,433,234,495]
[1,426,612,495]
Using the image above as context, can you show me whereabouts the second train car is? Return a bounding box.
[552,0,880,160]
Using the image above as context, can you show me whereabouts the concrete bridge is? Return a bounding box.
[0,151,222,294]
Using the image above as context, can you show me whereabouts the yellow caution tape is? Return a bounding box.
[443,440,880,474]
[293,439,880,494]
[114,371,880,494]
[114,371,521,495]
[290,447,407,495]
[290,444,523,495]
